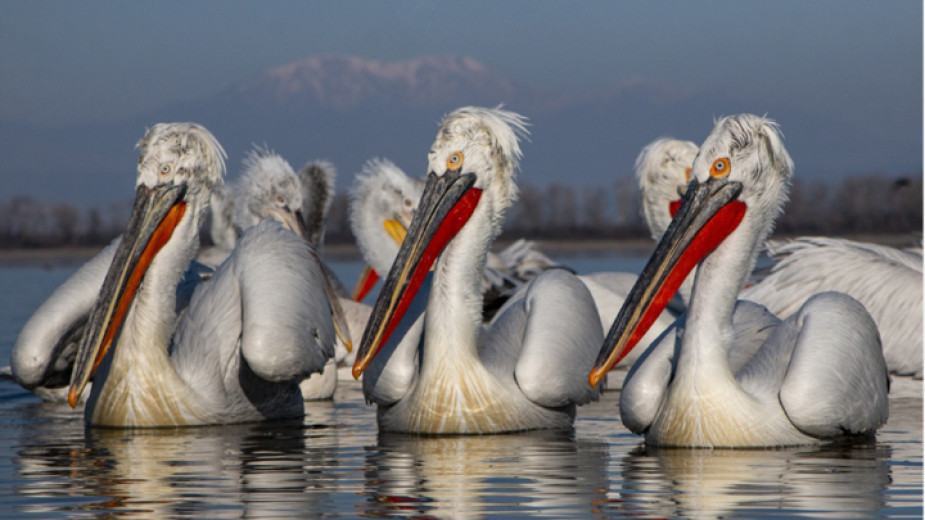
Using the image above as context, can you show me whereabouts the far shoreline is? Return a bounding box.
[0,233,918,268]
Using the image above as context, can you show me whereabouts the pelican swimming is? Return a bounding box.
[636,139,923,378]
[229,146,359,398]
[348,157,562,321]
[352,106,603,434]
[591,114,889,447]
[64,122,338,427]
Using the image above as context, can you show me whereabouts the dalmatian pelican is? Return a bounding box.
[636,138,922,378]
[591,114,889,447]
[352,106,603,434]
[347,157,564,322]
[63,123,338,427]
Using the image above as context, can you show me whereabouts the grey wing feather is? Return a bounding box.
[235,221,335,382]
[742,236,922,376]
[511,270,603,407]
[11,239,118,388]
[619,321,680,434]
[776,292,889,437]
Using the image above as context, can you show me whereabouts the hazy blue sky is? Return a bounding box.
[1,0,921,136]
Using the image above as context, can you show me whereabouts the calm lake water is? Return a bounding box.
[0,248,920,519]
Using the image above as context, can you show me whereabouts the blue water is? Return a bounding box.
[0,248,920,519]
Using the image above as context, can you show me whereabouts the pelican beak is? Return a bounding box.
[589,177,746,387]
[68,183,188,408]
[383,217,409,245]
[265,206,355,354]
[352,170,481,379]
[351,264,379,302]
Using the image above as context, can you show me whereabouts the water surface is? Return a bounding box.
[0,251,920,518]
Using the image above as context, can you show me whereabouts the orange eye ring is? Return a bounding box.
[684,167,692,182]
[446,152,464,172]
[710,158,731,177]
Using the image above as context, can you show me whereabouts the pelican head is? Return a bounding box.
[352,106,529,378]
[233,146,307,238]
[591,114,793,385]
[635,137,699,239]
[68,122,227,406]
[347,158,424,301]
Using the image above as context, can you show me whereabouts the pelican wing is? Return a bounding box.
[742,236,922,376]
[237,221,336,381]
[743,292,889,438]
[11,239,118,390]
[619,322,679,434]
[507,270,603,407]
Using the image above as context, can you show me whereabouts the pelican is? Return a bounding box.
[64,122,338,427]
[348,157,562,321]
[590,114,889,447]
[230,146,361,396]
[637,139,923,378]
[352,106,603,434]
[741,237,923,378]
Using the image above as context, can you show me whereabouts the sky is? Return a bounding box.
[1,0,920,133]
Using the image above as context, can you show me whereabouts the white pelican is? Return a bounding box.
[741,236,923,378]
[590,114,889,447]
[348,157,562,322]
[637,138,923,378]
[65,122,338,427]
[352,106,603,434]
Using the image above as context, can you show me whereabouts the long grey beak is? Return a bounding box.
[68,183,188,407]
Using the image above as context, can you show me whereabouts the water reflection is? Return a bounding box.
[361,430,610,518]
[13,402,342,519]
[617,441,892,519]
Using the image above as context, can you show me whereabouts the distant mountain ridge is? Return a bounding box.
[1,54,920,207]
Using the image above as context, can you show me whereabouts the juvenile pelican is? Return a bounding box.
[348,158,426,302]
[230,147,360,395]
[591,114,889,447]
[66,123,338,427]
[353,106,603,434]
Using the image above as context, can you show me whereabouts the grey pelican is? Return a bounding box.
[352,106,603,434]
[741,236,923,378]
[230,146,360,396]
[591,114,889,447]
[65,123,338,427]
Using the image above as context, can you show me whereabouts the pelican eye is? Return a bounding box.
[710,158,730,178]
[160,163,172,176]
[446,152,464,172]
[684,167,692,182]
[275,194,285,205]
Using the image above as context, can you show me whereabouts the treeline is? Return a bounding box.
[0,173,920,249]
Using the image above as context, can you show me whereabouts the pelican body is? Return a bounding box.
[591,115,889,447]
[64,123,337,427]
[352,107,602,434]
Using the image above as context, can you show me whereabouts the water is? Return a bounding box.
[0,249,920,519]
